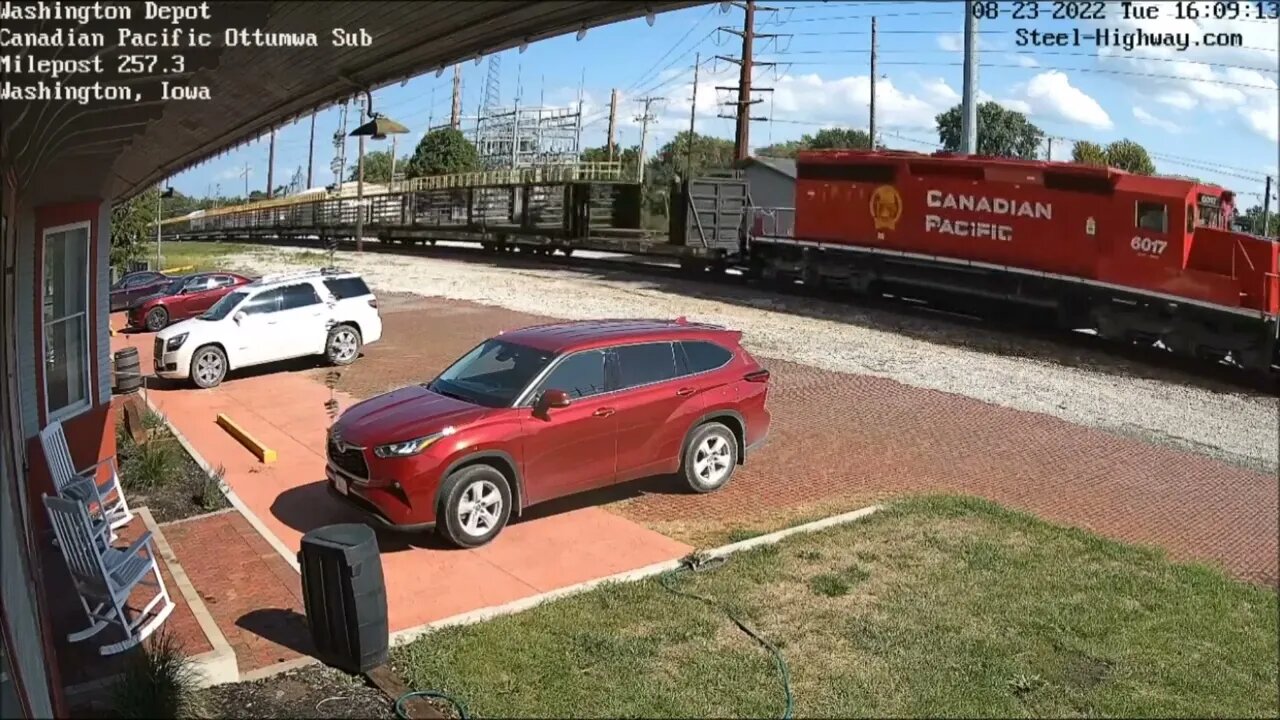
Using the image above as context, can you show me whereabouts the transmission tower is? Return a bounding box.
[483,55,502,112]
[330,101,349,188]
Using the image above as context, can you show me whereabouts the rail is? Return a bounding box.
[160,161,628,226]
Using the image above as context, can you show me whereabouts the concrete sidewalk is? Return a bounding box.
[110,318,692,636]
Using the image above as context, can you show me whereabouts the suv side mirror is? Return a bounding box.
[233,311,246,324]
[534,388,572,414]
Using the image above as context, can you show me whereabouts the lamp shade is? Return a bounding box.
[350,115,409,141]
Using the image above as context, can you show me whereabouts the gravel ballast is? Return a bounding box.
[231,245,1279,474]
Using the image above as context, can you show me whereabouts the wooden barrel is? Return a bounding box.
[114,347,142,394]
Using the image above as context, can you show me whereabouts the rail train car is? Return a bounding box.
[747,150,1280,373]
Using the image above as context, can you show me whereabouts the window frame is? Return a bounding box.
[1135,201,1169,234]
[523,348,611,404]
[279,282,322,310]
[677,340,735,376]
[241,287,284,316]
[610,341,682,392]
[41,220,93,424]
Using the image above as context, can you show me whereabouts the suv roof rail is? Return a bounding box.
[256,266,352,285]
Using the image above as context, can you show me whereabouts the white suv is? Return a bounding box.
[152,268,383,388]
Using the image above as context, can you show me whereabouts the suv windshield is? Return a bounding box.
[200,290,247,320]
[428,339,553,408]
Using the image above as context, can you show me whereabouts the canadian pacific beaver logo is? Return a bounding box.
[870,185,903,231]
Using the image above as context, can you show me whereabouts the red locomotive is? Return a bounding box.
[747,149,1279,374]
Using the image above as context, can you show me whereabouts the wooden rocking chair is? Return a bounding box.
[43,494,176,656]
[39,420,135,539]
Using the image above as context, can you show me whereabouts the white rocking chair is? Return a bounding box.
[39,420,134,539]
[43,494,176,656]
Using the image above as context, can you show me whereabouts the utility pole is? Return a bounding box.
[1264,175,1273,237]
[635,96,663,184]
[389,134,398,191]
[266,129,276,198]
[332,102,349,189]
[716,1,785,162]
[306,113,316,188]
[606,89,619,161]
[869,17,877,150]
[450,65,463,130]
[239,162,250,198]
[960,0,980,154]
[354,93,367,252]
[1046,137,1053,162]
[687,53,700,174]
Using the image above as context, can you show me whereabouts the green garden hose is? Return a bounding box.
[659,554,795,720]
[395,689,470,720]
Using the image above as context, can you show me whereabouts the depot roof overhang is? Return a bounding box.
[0,0,706,206]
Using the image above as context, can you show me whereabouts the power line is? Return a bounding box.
[762,59,1279,90]
[768,47,1279,74]
[624,5,720,96]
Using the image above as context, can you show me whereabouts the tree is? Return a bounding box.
[1071,140,1107,166]
[643,131,736,218]
[405,128,479,178]
[936,101,1044,159]
[1102,139,1156,175]
[110,187,159,268]
[1070,138,1156,175]
[1238,205,1278,237]
[757,127,872,158]
[348,149,408,184]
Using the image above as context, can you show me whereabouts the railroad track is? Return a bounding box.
[180,233,1280,396]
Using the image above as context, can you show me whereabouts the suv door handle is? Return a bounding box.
[676,387,696,397]
[592,407,615,417]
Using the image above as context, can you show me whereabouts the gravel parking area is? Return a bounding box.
[230,245,1278,474]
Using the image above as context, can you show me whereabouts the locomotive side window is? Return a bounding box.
[1135,201,1168,233]
[1187,204,1196,233]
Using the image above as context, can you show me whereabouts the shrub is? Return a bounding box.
[194,465,226,511]
[109,629,207,719]
[122,438,179,492]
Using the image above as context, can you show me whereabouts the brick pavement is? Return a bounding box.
[160,510,311,674]
[333,295,1279,586]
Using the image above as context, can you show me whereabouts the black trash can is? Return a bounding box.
[298,523,388,674]
[114,347,142,394]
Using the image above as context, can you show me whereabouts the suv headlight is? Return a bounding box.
[373,427,456,458]
[166,333,189,351]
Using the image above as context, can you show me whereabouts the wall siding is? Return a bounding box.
[15,210,36,440]
[3,194,56,718]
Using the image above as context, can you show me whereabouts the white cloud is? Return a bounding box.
[1013,55,1040,68]
[583,63,959,153]
[1086,2,1279,142]
[1132,106,1181,134]
[937,33,962,52]
[1014,71,1113,130]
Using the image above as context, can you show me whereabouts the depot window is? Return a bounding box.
[42,222,92,421]
[1135,201,1168,234]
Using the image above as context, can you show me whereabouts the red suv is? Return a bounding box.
[128,272,252,331]
[326,319,772,547]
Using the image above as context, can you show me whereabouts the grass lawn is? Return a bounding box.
[393,496,1278,718]
[156,240,255,272]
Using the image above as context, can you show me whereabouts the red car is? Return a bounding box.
[127,272,252,331]
[326,318,772,547]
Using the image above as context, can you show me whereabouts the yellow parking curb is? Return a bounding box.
[215,413,277,464]
[163,264,195,274]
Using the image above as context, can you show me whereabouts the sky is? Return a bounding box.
[169,0,1279,210]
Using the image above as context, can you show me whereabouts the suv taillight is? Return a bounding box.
[744,368,770,383]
